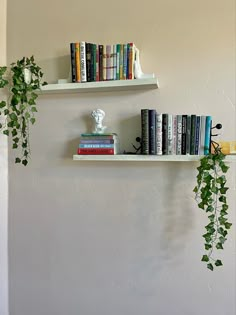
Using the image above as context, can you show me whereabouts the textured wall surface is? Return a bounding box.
[6,1,236,315]
[0,0,8,314]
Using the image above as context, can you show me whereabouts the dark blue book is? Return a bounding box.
[149,109,156,155]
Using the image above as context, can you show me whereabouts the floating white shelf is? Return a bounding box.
[72,154,236,162]
[39,78,159,94]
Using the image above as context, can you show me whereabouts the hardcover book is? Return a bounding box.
[70,43,76,82]
[141,109,149,155]
[80,41,87,82]
[149,109,156,155]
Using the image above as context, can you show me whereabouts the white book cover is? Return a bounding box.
[176,114,182,155]
[79,41,87,82]
[167,114,173,155]
[172,114,177,155]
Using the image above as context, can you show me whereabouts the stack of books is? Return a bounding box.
[77,133,120,155]
[70,42,137,83]
[141,109,212,156]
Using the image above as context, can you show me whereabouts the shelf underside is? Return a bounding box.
[73,154,236,162]
[39,78,159,94]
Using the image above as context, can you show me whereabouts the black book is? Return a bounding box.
[141,109,149,155]
[190,114,197,155]
[181,115,187,155]
[162,113,168,155]
[86,43,92,82]
[70,43,76,82]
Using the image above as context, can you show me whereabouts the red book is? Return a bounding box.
[77,148,115,155]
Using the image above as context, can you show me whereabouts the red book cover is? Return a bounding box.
[77,148,115,155]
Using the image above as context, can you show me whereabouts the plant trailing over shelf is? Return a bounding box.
[0,56,47,166]
[193,143,232,271]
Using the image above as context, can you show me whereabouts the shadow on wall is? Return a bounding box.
[159,162,195,265]
[39,55,70,84]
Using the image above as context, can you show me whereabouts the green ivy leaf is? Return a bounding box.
[207,263,214,271]
[225,222,232,229]
[201,255,209,262]
[215,260,223,267]
[15,157,21,163]
[22,159,28,166]
[216,242,223,249]
[3,130,9,136]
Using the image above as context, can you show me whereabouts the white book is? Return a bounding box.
[79,41,87,82]
[176,115,182,155]
[172,114,177,154]
[167,114,173,155]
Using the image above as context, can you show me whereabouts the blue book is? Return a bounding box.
[204,116,212,155]
[79,144,114,148]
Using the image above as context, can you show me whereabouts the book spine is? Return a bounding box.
[162,113,168,155]
[116,44,120,80]
[190,114,197,155]
[75,42,81,82]
[128,42,134,79]
[194,115,201,155]
[141,109,149,154]
[204,116,212,155]
[80,139,115,144]
[123,43,128,80]
[106,44,111,80]
[103,45,107,81]
[199,115,206,155]
[149,109,156,155]
[156,113,162,155]
[95,44,99,81]
[79,144,115,148]
[86,42,92,82]
[80,41,87,82]
[70,43,76,82]
[186,115,191,154]
[119,44,124,79]
[172,114,177,154]
[92,43,97,81]
[176,115,182,155]
[181,115,187,155]
[113,44,117,80]
[98,44,103,81]
[77,148,115,155]
[167,114,173,155]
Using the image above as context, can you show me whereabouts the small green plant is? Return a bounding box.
[0,56,47,165]
[193,146,232,271]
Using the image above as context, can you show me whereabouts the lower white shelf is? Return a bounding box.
[73,154,236,162]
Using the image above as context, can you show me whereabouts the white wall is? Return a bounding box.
[6,1,236,315]
[0,0,8,314]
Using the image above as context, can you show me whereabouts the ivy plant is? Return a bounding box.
[193,146,232,271]
[0,56,47,165]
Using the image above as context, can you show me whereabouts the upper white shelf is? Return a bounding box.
[39,78,159,94]
[73,154,236,162]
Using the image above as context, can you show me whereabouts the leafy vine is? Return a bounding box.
[0,56,47,165]
[193,146,232,270]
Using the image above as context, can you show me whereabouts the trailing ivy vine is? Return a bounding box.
[193,146,232,271]
[0,56,47,165]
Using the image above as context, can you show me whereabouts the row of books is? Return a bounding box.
[141,109,212,155]
[70,42,136,83]
[77,133,120,155]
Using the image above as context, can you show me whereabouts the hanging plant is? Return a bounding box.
[193,145,232,271]
[0,56,47,165]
